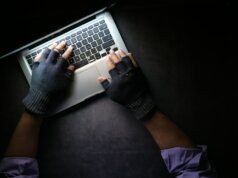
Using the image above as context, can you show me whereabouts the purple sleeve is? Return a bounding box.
[161,145,217,178]
[0,157,39,178]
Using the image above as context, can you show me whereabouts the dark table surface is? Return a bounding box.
[0,1,236,177]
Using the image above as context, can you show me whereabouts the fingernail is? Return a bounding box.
[110,49,114,54]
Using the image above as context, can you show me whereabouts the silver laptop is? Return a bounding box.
[16,8,127,114]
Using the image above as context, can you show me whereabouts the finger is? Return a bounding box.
[106,55,119,78]
[115,60,127,73]
[57,57,68,69]
[98,75,107,82]
[47,50,60,63]
[67,64,75,72]
[106,55,115,70]
[45,42,59,63]
[98,76,110,90]
[65,69,74,79]
[32,62,40,70]
[41,48,51,60]
[109,50,120,63]
[54,41,66,53]
[48,42,57,49]
[47,41,66,63]
[62,46,73,59]
[34,42,58,62]
[34,51,43,62]
[128,53,138,68]
[118,49,127,58]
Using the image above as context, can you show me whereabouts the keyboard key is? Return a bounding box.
[97,39,103,45]
[102,34,112,42]
[91,48,97,54]
[88,25,93,29]
[85,51,91,57]
[102,40,115,49]
[71,33,76,37]
[32,52,37,56]
[99,24,107,31]
[75,56,80,62]
[87,37,93,43]
[95,53,101,59]
[104,29,110,35]
[74,49,80,55]
[106,48,111,54]
[88,30,94,36]
[77,30,82,35]
[94,22,99,26]
[80,54,86,60]
[82,39,88,45]
[68,58,75,64]
[93,34,99,40]
[91,41,97,47]
[82,33,88,38]
[96,46,102,51]
[66,40,72,46]
[93,27,99,33]
[66,36,71,40]
[89,55,95,62]
[75,59,88,69]
[98,31,104,37]
[27,58,33,65]
[101,52,107,57]
[37,50,42,53]
[86,44,92,50]
[71,38,77,44]
[26,55,31,59]
[100,20,105,24]
[76,42,82,48]
[80,47,86,53]
[82,28,88,32]
[77,35,82,41]
[113,47,118,51]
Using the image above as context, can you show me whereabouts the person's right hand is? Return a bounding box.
[23,42,75,117]
[98,49,155,121]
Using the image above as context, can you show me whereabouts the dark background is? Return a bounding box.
[0,0,237,177]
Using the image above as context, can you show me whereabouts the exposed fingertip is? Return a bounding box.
[110,49,114,54]
[119,49,126,57]
[49,42,57,49]
[67,64,75,71]
[98,76,106,82]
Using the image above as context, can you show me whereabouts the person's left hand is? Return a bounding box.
[23,42,75,116]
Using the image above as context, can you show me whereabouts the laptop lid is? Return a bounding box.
[0,0,116,59]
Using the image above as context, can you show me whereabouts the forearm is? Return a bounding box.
[5,111,43,157]
[143,112,195,149]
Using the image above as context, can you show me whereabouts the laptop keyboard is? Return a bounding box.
[25,20,118,69]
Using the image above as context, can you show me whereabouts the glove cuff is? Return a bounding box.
[22,88,51,116]
[126,94,156,121]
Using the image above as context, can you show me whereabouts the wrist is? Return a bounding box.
[22,88,51,117]
[126,94,156,121]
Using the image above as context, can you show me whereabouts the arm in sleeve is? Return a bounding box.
[0,157,39,178]
[161,145,217,178]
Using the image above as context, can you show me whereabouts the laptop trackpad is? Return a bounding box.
[72,66,104,101]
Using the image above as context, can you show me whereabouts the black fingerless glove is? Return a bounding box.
[23,49,74,116]
[100,56,155,121]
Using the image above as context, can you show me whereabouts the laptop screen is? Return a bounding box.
[0,0,115,58]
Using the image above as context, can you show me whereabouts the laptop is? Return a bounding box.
[0,4,127,115]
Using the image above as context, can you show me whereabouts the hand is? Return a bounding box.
[23,42,75,116]
[98,49,155,121]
